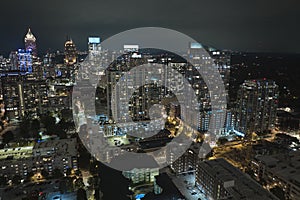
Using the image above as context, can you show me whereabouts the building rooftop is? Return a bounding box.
[143,173,185,200]
[199,158,278,200]
[256,151,300,188]
[33,138,77,157]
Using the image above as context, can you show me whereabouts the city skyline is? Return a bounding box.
[0,28,299,199]
[1,1,300,200]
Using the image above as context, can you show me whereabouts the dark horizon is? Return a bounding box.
[1,0,300,56]
[1,28,300,58]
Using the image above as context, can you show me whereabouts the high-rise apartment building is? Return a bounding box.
[1,75,48,119]
[187,42,229,138]
[235,79,279,134]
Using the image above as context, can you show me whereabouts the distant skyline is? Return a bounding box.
[1,0,300,56]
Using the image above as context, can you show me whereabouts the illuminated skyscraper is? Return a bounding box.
[24,28,37,57]
[88,36,101,54]
[64,39,77,65]
[235,79,279,134]
[18,49,33,73]
[187,42,228,137]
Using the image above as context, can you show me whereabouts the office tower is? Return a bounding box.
[24,28,37,57]
[64,39,77,65]
[17,49,33,73]
[235,79,279,134]
[196,158,278,200]
[86,36,107,77]
[42,53,56,78]
[88,36,101,53]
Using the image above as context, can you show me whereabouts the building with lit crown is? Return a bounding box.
[24,28,37,57]
[64,39,77,65]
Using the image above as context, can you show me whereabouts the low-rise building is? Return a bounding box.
[251,151,300,200]
[0,138,78,179]
[196,158,278,200]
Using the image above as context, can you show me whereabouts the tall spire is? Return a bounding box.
[25,28,36,42]
[24,27,37,56]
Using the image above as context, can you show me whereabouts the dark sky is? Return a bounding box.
[0,0,299,56]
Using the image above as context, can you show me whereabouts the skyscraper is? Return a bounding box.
[187,42,228,138]
[24,28,37,57]
[235,79,279,134]
[88,36,101,54]
[17,49,33,73]
[64,39,77,66]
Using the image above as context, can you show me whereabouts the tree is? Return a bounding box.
[57,119,75,137]
[75,169,82,177]
[270,186,285,200]
[0,176,8,187]
[0,121,4,131]
[12,174,22,185]
[66,177,75,192]
[56,128,67,139]
[74,178,85,189]
[27,190,39,200]
[41,169,49,179]
[61,109,73,121]
[217,137,228,145]
[87,177,95,188]
[41,115,56,135]
[19,119,30,138]
[31,119,40,139]
[98,163,131,200]
[25,171,34,182]
[52,168,63,179]
[77,188,88,200]
[59,179,67,194]
[2,131,14,144]
[66,168,72,177]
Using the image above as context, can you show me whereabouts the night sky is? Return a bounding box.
[0,0,299,56]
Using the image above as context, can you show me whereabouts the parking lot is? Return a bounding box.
[0,179,61,200]
[170,172,207,200]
